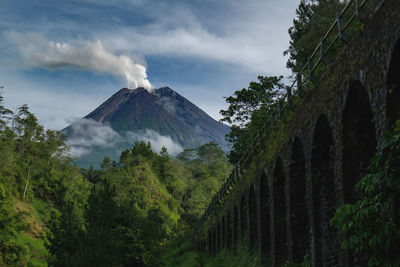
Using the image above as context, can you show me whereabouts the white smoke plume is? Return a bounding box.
[5,31,152,89]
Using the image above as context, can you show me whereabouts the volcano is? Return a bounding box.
[63,87,230,167]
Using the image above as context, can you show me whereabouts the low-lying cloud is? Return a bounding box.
[5,31,152,89]
[66,118,183,158]
[156,96,176,113]
[66,118,122,157]
[126,129,183,155]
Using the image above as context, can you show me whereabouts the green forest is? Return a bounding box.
[0,93,234,266]
[1,95,399,267]
[1,0,399,266]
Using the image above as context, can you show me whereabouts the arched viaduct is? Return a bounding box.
[194,0,400,266]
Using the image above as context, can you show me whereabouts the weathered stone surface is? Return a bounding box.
[195,0,400,266]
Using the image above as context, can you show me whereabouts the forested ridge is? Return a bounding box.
[1,0,399,266]
[0,93,231,266]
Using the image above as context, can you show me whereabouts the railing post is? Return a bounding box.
[278,99,283,119]
[320,37,331,65]
[308,57,316,82]
[192,0,380,242]
[356,0,368,23]
[297,73,304,97]
[286,86,294,111]
[337,11,348,43]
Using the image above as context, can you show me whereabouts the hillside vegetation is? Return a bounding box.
[1,0,397,266]
[0,94,231,266]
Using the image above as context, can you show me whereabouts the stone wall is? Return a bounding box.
[195,0,400,266]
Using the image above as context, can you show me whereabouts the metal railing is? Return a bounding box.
[192,0,378,238]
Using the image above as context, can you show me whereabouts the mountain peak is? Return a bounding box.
[64,86,230,167]
[132,87,149,93]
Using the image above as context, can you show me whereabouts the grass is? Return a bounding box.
[161,239,264,267]
[12,199,51,266]
[162,240,201,267]
[15,232,49,267]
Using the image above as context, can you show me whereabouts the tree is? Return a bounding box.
[284,0,346,74]
[12,105,43,200]
[220,76,285,163]
[0,95,12,130]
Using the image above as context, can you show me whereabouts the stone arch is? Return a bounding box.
[260,169,271,257]
[249,184,258,251]
[311,114,339,265]
[213,229,217,255]
[221,216,226,249]
[289,137,308,263]
[211,228,216,256]
[233,205,239,248]
[387,36,400,233]
[208,230,212,255]
[343,81,377,204]
[387,37,400,127]
[240,194,248,240]
[201,239,206,254]
[217,221,221,252]
[273,157,287,265]
[227,211,232,248]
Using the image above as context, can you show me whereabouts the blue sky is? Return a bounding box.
[0,0,299,130]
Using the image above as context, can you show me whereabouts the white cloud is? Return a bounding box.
[69,146,92,158]
[5,31,152,90]
[65,118,183,158]
[156,96,176,113]
[101,0,295,75]
[66,118,122,157]
[0,0,300,130]
[126,129,183,155]
[0,72,108,130]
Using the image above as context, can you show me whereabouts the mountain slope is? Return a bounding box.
[63,87,230,167]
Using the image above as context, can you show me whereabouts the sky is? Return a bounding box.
[0,0,300,130]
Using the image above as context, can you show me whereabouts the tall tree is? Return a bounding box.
[284,0,346,74]
[220,76,284,163]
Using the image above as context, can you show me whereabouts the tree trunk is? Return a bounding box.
[23,165,31,199]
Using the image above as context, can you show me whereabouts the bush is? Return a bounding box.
[331,123,400,266]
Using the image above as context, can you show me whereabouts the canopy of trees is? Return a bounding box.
[0,93,231,266]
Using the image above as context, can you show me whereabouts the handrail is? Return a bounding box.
[193,0,376,238]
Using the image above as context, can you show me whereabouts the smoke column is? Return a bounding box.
[6,32,152,90]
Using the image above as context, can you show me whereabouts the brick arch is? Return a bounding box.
[343,81,377,204]
[289,137,309,263]
[387,37,400,127]
[259,168,271,257]
[240,194,248,240]
[311,114,339,265]
[273,156,287,265]
[248,183,258,251]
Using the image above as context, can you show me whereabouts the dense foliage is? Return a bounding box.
[220,76,285,163]
[332,123,400,266]
[0,0,394,265]
[221,1,348,164]
[283,0,345,74]
[0,95,89,266]
[0,93,231,266]
[218,0,400,266]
